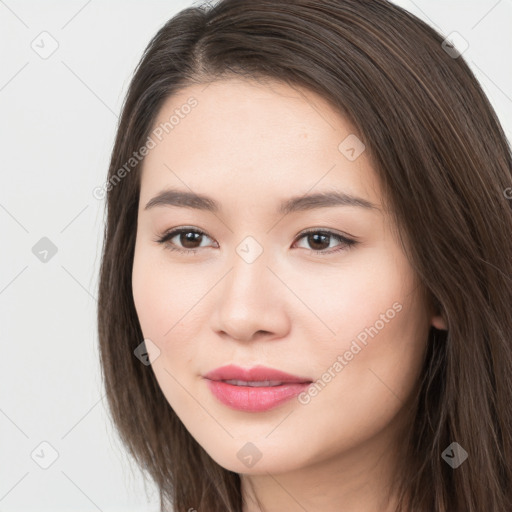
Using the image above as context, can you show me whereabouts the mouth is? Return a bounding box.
[220,379,294,387]
[202,365,313,412]
[202,364,312,384]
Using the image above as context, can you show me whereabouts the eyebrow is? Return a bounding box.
[144,188,379,214]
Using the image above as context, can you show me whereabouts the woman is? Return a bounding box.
[97,0,512,510]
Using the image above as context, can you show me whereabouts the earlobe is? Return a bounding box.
[431,314,448,331]
[429,295,448,330]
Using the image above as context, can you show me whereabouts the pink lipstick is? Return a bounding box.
[203,364,312,412]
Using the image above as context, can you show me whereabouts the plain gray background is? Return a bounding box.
[1,1,511,510]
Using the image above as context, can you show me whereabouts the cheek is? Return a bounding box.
[294,279,428,456]
[132,246,164,340]
[133,243,191,335]
[132,247,178,372]
[132,246,198,412]
[132,244,209,370]
[294,248,412,345]
[301,247,428,402]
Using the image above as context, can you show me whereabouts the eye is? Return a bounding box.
[293,229,357,255]
[155,227,217,255]
[155,227,358,256]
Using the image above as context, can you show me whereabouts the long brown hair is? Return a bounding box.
[97,1,512,510]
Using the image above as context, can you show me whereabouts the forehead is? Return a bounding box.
[139,78,382,212]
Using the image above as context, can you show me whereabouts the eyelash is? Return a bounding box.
[154,227,358,256]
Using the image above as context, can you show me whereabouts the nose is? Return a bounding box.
[209,248,291,343]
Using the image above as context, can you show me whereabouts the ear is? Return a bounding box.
[429,295,448,330]
[431,313,448,330]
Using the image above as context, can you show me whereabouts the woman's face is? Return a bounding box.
[132,78,443,476]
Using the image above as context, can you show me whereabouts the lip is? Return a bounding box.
[203,364,312,383]
[203,364,313,412]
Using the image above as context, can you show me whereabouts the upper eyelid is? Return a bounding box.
[161,226,350,238]
[159,227,355,247]
[163,227,218,246]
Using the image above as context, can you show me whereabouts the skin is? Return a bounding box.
[131,77,447,512]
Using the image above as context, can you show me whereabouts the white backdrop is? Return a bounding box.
[1,1,511,510]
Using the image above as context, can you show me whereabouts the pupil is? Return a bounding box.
[309,233,329,250]
[181,232,201,249]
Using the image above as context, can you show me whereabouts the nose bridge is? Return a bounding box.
[224,239,271,309]
[212,236,288,341]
